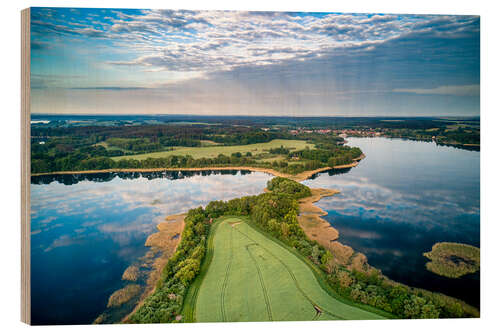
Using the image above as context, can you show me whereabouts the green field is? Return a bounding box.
[187,217,384,322]
[112,139,314,161]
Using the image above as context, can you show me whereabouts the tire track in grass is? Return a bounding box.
[233,224,346,320]
[246,244,273,321]
[185,276,200,322]
[220,225,233,322]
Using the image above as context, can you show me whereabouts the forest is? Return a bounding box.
[31,124,360,175]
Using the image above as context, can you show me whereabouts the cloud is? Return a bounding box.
[31,40,51,50]
[359,15,398,24]
[78,27,107,37]
[44,234,85,252]
[29,9,480,116]
[31,9,480,77]
[69,86,147,90]
[393,84,480,96]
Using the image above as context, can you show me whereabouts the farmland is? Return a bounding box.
[112,139,314,161]
[189,217,384,322]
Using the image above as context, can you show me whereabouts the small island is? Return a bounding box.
[423,242,480,278]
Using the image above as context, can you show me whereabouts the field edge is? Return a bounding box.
[182,217,225,322]
[182,215,392,322]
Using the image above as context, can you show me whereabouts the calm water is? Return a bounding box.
[30,139,480,324]
[303,137,480,307]
[30,170,272,325]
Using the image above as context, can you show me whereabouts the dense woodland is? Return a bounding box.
[129,178,478,323]
[31,114,479,131]
[381,127,480,146]
[31,123,359,175]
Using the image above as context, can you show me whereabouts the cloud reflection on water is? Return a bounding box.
[303,137,480,306]
[31,171,272,251]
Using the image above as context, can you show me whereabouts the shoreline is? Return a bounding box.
[345,135,481,148]
[120,214,185,323]
[298,188,340,241]
[31,155,364,182]
[299,189,479,316]
[297,188,373,273]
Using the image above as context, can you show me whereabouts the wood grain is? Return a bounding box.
[21,7,31,325]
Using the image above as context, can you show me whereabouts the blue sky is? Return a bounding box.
[30,7,480,116]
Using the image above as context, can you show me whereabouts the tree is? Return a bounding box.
[311,245,320,264]
[175,258,201,285]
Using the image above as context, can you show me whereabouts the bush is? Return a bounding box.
[266,177,311,199]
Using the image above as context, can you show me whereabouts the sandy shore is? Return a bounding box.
[298,188,340,242]
[297,186,372,273]
[31,155,364,182]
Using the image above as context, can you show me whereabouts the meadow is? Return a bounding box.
[190,217,384,322]
[112,139,314,161]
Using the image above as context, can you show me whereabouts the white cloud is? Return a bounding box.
[32,10,478,80]
[393,84,479,96]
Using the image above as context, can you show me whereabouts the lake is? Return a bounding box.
[30,170,273,325]
[30,138,480,324]
[303,137,480,308]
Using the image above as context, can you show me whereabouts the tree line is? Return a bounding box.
[31,142,363,175]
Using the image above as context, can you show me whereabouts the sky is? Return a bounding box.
[30,7,480,116]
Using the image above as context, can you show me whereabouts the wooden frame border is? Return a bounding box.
[21,7,31,325]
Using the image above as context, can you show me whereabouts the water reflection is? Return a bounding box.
[303,137,480,307]
[31,169,254,185]
[31,170,272,325]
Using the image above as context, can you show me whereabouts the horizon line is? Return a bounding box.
[30,113,480,119]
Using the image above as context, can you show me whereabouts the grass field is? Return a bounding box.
[258,156,286,163]
[188,217,384,322]
[95,141,133,153]
[112,139,314,161]
[199,140,221,147]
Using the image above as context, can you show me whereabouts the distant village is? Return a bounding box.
[286,128,383,138]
